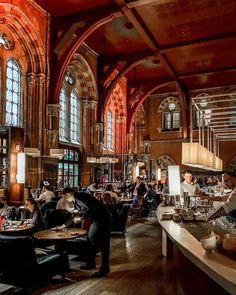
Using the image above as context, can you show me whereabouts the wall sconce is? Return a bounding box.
[50,149,64,159]
[87,157,97,163]
[17,152,25,183]
[24,147,40,157]
[15,143,20,151]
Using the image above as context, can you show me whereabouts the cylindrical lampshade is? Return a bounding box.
[17,152,25,183]
[87,157,97,163]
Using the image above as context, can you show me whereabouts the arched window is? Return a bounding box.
[5,58,22,127]
[59,87,68,142]
[59,87,81,144]
[107,109,113,150]
[70,89,81,144]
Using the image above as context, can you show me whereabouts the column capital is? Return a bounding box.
[82,99,97,109]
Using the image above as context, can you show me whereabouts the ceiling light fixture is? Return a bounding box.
[182,97,223,171]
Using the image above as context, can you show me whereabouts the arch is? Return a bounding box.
[53,15,114,104]
[157,155,176,169]
[157,96,180,113]
[106,82,126,118]
[127,82,169,133]
[66,53,98,102]
[0,3,46,73]
[103,82,127,152]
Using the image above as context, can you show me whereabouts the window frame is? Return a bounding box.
[59,85,82,145]
[163,111,180,131]
[107,109,113,150]
[5,58,22,127]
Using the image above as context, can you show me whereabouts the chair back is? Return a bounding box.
[40,201,57,217]
[0,234,37,287]
[44,209,72,229]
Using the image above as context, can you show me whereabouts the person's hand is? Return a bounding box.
[51,224,66,230]
[73,217,82,224]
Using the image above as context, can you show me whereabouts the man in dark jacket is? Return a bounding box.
[56,188,111,278]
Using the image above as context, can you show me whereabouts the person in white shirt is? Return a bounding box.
[35,185,55,203]
[180,170,201,197]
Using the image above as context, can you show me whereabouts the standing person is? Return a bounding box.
[55,188,111,278]
[130,176,147,208]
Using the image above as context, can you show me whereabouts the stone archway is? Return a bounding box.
[156,155,176,183]
[157,155,176,169]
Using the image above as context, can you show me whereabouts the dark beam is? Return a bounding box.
[126,0,174,8]
[54,3,121,31]
[115,0,178,80]
[159,31,236,53]
[179,65,236,79]
[127,76,172,88]
[103,48,154,64]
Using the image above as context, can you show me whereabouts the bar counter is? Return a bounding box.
[156,205,236,295]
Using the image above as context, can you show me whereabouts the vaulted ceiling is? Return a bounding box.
[34,0,236,123]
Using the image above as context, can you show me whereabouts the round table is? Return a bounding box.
[0,222,34,235]
[34,228,86,240]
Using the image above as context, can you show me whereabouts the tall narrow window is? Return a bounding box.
[163,102,180,131]
[107,110,113,150]
[5,58,22,127]
[70,89,81,143]
[59,87,68,141]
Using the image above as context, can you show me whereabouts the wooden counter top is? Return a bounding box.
[157,205,236,295]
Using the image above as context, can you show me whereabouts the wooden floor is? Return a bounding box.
[32,218,183,295]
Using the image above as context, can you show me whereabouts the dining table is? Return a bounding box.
[34,228,86,240]
[0,220,34,235]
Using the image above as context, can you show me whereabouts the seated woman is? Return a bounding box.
[101,184,120,204]
[0,196,12,219]
[23,199,45,233]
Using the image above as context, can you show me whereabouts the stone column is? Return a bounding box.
[81,99,97,185]
[25,73,45,149]
[82,99,97,155]
[115,115,126,154]
[45,104,60,151]
[96,122,104,155]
